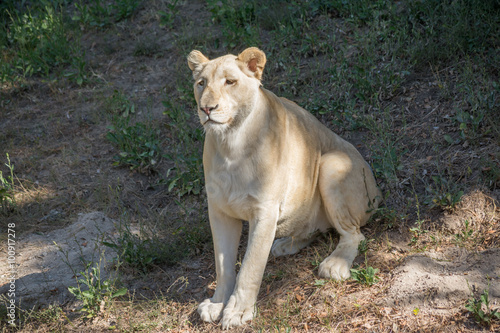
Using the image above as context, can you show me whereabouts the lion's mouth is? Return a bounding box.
[204,118,223,125]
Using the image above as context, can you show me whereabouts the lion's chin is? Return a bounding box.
[203,119,229,134]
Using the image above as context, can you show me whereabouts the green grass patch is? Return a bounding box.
[0,1,87,85]
[162,84,204,197]
[104,204,211,272]
[72,0,142,28]
[0,154,16,215]
[106,115,162,175]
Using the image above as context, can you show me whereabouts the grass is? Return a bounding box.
[1,0,500,331]
[0,154,16,214]
[72,0,142,28]
[102,206,210,272]
[0,1,87,86]
[162,89,204,197]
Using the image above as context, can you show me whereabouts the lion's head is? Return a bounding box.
[187,47,267,135]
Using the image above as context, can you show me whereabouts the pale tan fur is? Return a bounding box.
[187,47,381,329]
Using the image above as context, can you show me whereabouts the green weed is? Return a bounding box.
[104,228,157,273]
[465,283,500,327]
[409,218,428,247]
[103,221,175,273]
[350,264,379,286]
[105,90,136,117]
[453,220,474,247]
[314,279,327,287]
[67,261,127,319]
[372,206,406,231]
[63,50,88,85]
[158,0,180,30]
[481,156,500,190]
[113,0,141,22]
[357,238,374,256]
[22,304,67,326]
[350,238,379,286]
[0,153,16,214]
[73,0,112,28]
[409,185,428,247]
[106,115,162,175]
[207,0,259,48]
[426,175,464,212]
[319,0,390,25]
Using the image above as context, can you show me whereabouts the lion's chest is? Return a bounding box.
[205,156,264,221]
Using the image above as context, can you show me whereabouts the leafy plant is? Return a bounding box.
[206,0,259,48]
[73,0,113,28]
[106,115,162,174]
[350,264,379,286]
[465,284,500,327]
[68,261,127,319]
[426,175,464,212]
[105,90,136,117]
[409,218,428,246]
[158,0,180,30]
[481,156,500,189]
[350,238,379,286]
[357,238,374,256]
[113,0,141,22]
[314,279,327,287]
[453,220,474,247]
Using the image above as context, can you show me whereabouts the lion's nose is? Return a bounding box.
[200,104,218,116]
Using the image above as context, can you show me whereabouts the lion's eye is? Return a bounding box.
[225,79,236,86]
[198,80,205,87]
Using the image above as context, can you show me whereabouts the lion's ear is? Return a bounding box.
[187,50,209,74]
[237,47,266,80]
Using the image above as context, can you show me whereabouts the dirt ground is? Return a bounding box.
[1,1,500,332]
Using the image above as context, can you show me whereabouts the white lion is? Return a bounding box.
[187,47,381,329]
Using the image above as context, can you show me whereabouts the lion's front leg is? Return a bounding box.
[198,209,242,323]
[221,213,278,329]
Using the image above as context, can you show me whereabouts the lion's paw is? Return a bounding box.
[318,257,351,280]
[221,295,254,329]
[197,298,224,323]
